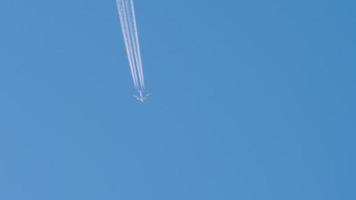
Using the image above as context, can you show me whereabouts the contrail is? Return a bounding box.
[128,0,145,88]
[117,1,138,88]
[115,0,147,101]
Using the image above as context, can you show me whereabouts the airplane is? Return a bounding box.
[134,90,150,102]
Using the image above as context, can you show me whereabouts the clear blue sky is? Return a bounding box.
[0,0,355,199]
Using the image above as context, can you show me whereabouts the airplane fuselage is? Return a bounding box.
[134,90,149,102]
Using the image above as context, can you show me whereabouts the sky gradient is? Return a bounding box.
[0,0,355,199]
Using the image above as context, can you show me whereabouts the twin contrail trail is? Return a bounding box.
[115,0,148,102]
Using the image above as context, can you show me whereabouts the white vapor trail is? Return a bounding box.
[115,0,146,94]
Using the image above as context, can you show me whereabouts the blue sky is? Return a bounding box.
[0,0,355,199]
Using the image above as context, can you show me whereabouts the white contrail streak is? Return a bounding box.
[117,2,138,88]
[115,0,146,98]
[128,0,145,88]
[116,0,139,88]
